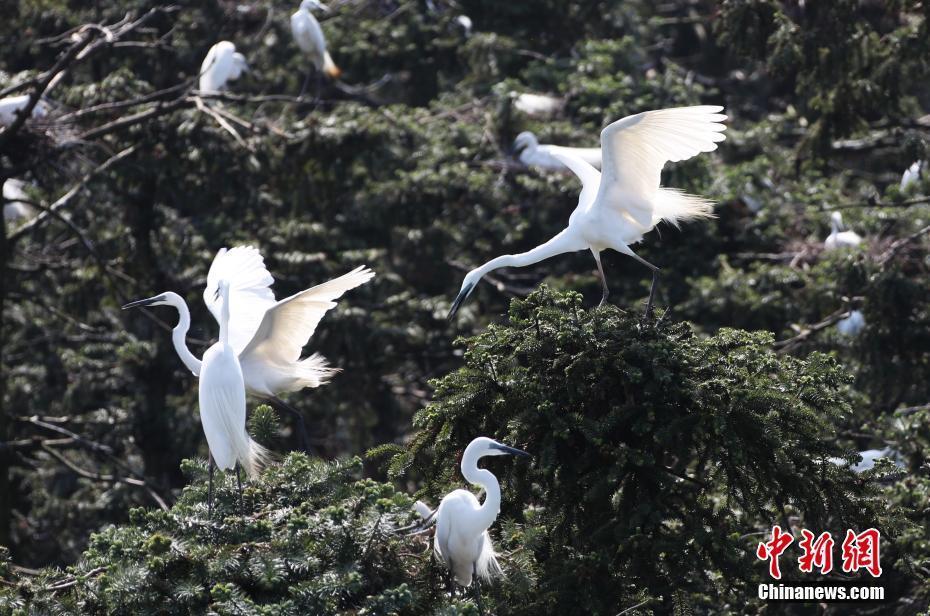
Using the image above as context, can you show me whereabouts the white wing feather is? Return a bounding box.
[549,150,601,212]
[595,105,726,227]
[238,265,375,366]
[204,246,276,355]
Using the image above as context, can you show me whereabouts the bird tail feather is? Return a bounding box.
[652,188,716,228]
[323,52,341,79]
[475,530,503,582]
[291,352,338,390]
[244,436,274,479]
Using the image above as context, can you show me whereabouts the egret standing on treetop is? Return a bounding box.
[198,279,271,516]
[122,246,375,452]
[199,41,249,93]
[512,131,601,171]
[449,105,727,319]
[291,0,341,96]
[411,437,530,609]
[824,212,862,250]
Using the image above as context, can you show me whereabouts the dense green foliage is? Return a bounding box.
[1,0,930,613]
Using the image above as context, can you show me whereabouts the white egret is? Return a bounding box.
[512,92,562,118]
[900,160,923,191]
[824,212,862,250]
[3,179,36,221]
[450,106,727,319]
[122,246,375,452]
[0,94,48,126]
[512,131,601,171]
[412,437,530,608]
[199,41,249,93]
[198,279,271,515]
[829,447,904,473]
[836,309,865,336]
[291,0,341,95]
[454,15,473,37]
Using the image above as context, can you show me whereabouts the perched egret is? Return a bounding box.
[0,94,48,126]
[829,447,904,473]
[836,309,865,336]
[450,106,726,319]
[199,41,249,93]
[412,437,530,607]
[291,0,341,95]
[824,212,862,250]
[198,279,271,515]
[454,15,473,37]
[512,131,601,171]
[123,246,375,452]
[512,92,563,118]
[900,160,924,191]
[3,179,36,221]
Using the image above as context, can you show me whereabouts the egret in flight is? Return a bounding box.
[199,41,249,93]
[198,279,271,515]
[824,212,862,250]
[450,105,726,319]
[123,246,374,452]
[512,131,601,171]
[291,0,341,95]
[411,437,530,609]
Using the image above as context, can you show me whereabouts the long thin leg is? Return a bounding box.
[472,563,484,615]
[623,249,660,318]
[299,69,313,98]
[208,454,215,518]
[269,396,312,454]
[235,463,244,513]
[591,249,609,306]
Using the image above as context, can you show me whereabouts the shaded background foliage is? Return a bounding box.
[1,0,930,613]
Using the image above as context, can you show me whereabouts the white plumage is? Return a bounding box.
[824,212,862,250]
[450,106,726,318]
[0,94,48,126]
[900,160,923,191]
[513,131,601,171]
[291,1,341,79]
[836,310,865,337]
[3,179,36,221]
[513,93,563,118]
[199,41,249,93]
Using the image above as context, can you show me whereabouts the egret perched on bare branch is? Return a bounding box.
[0,94,48,126]
[450,106,727,319]
[199,41,249,93]
[411,437,530,608]
[512,131,601,171]
[123,246,374,452]
[824,212,862,250]
[291,0,341,95]
[198,279,271,515]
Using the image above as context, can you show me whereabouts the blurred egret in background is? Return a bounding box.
[450,106,727,319]
[199,41,249,93]
[197,279,271,516]
[900,160,924,191]
[824,212,862,250]
[512,131,601,171]
[123,246,374,452]
[291,0,341,95]
[512,92,562,118]
[836,309,865,336]
[412,437,530,610]
[829,447,904,473]
[0,94,48,126]
[3,179,36,221]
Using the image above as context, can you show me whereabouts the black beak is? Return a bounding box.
[121,295,164,310]
[447,283,473,321]
[213,287,221,301]
[492,443,531,458]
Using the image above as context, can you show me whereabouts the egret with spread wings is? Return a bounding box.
[123,246,374,452]
[449,106,727,319]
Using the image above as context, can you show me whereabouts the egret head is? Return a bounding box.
[512,131,538,156]
[465,436,531,460]
[300,0,330,12]
[447,268,483,320]
[122,292,174,310]
[830,211,844,230]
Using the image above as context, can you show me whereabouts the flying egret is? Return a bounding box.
[199,41,249,93]
[3,179,36,221]
[512,92,562,118]
[836,309,865,336]
[198,279,271,515]
[291,0,341,96]
[824,212,862,250]
[512,131,601,171]
[0,94,48,126]
[449,105,726,319]
[900,160,923,191]
[411,437,530,609]
[122,246,375,452]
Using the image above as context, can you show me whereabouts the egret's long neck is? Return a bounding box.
[167,295,202,376]
[831,217,841,233]
[219,287,231,348]
[476,228,582,280]
[462,450,502,532]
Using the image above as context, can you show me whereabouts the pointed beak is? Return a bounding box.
[122,294,165,310]
[492,443,531,458]
[447,283,474,321]
[213,287,221,301]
